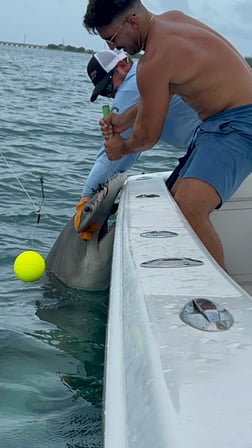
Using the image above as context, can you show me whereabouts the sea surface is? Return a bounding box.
[0,45,183,447]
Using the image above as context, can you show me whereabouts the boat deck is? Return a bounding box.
[105,172,252,448]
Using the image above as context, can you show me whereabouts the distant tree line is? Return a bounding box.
[47,43,94,54]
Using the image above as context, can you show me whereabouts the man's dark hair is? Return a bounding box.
[83,0,138,33]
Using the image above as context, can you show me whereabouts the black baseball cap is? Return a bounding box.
[87,49,127,102]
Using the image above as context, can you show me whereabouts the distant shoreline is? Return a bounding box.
[46,43,141,58]
[46,43,94,54]
[0,40,94,54]
[0,41,142,58]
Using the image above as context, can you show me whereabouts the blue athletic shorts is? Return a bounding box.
[179,104,252,207]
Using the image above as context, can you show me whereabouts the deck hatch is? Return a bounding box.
[135,176,153,181]
[136,194,160,198]
[140,230,178,238]
[180,298,234,332]
[140,257,203,268]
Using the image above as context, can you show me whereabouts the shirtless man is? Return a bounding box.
[83,0,252,269]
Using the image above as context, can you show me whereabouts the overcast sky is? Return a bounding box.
[0,0,251,56]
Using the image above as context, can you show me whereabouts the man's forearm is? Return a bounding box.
[123,104,138,128]
[123,124,158,155]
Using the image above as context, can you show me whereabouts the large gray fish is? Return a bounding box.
[46,172,126,290]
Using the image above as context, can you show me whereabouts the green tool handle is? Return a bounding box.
[102,104,113,138]
[102,104,110,117]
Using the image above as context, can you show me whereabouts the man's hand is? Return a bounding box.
[100,112,123,139]
[104,134,128,160]
[100,106,137,140]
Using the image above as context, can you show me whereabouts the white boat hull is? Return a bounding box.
[104,172,252,448]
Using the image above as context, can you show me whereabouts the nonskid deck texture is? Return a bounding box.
[104,172,252,448]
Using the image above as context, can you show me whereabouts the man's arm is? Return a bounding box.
[81,146,141,197]
[105,55,170,159]
[81,61,141,196]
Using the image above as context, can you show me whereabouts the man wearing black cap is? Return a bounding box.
[87,49,130,102]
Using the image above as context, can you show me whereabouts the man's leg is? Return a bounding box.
[171,177,226,270]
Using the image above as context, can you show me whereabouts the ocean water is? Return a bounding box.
[0,45,181,447]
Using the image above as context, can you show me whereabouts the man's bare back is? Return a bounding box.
[141,11,252,120]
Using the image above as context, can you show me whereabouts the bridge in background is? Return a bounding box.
[0,40,47,49]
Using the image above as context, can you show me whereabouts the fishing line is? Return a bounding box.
[0,149,45,223]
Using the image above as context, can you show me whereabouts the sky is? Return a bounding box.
[0,0,251,56]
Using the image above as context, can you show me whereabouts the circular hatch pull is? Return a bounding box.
[180,298,234,332]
